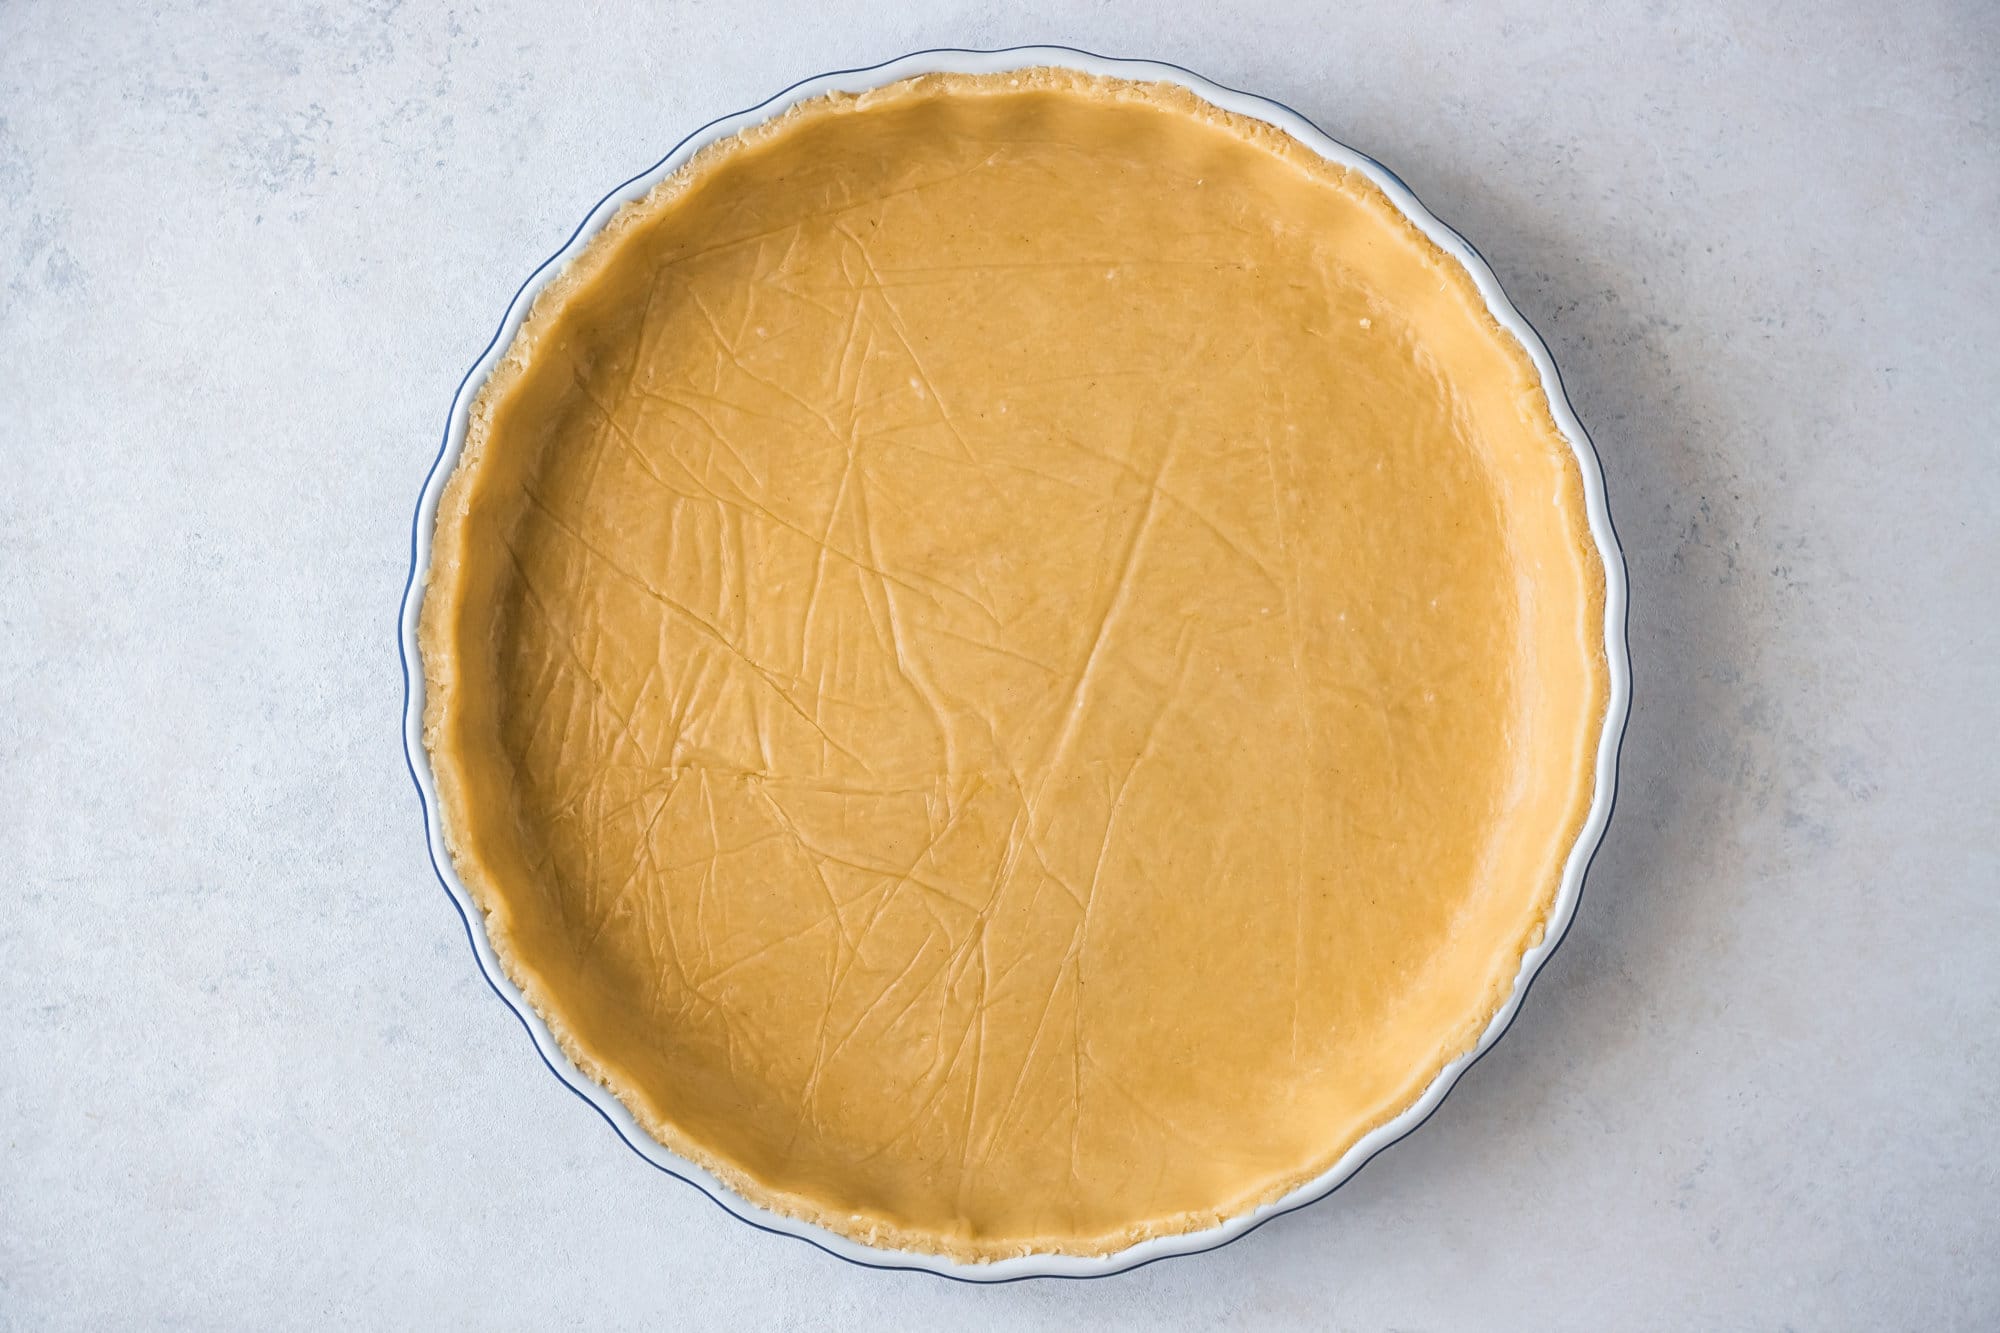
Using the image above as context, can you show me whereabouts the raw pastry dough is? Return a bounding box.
[420,68,1609,1259]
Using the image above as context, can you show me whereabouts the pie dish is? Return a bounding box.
[402,47,1628,1277]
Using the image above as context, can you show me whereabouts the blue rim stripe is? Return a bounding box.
[396,43,1631,1283]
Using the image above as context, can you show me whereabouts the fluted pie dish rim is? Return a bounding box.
[397,43,1631,1281]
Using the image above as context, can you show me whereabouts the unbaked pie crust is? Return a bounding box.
[419,68,1609,1260]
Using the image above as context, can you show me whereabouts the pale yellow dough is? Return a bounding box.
[420,68,1609,1260]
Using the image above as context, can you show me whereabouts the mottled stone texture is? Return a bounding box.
[1,2,1994,1328]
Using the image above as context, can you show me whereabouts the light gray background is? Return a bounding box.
[4,1,1996,1328]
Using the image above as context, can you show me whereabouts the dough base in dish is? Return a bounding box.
[420,68,1609,1260]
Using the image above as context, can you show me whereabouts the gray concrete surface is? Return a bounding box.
[3,2,1995,1327]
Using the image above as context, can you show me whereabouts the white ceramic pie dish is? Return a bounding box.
[397,44,1631,1281]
